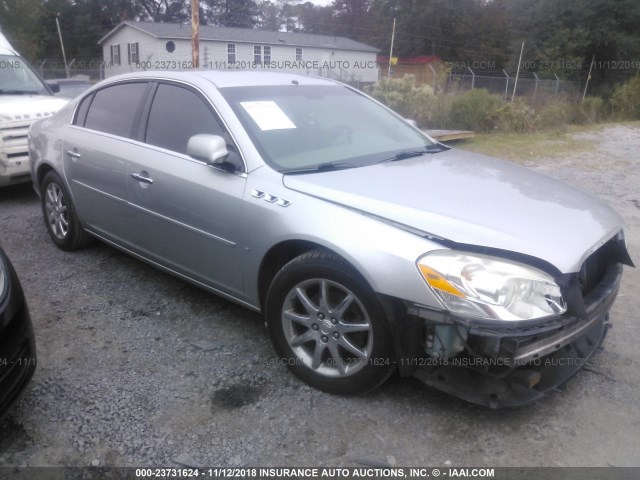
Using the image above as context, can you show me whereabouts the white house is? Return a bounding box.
[98,21,379,84]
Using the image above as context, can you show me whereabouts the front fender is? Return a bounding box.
[241,168,444,310]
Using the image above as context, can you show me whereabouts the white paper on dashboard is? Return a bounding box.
[240,101,297,131]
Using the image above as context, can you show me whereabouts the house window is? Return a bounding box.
[128,43,139,64]
[254,45,262,64]
[110,45,121,66]
[227,44,236,64]
[296,47,303,61]
[263,46,271,64]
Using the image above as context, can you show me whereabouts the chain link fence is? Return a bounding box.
[447,68,581,102]
[34,58,584,102]
[381,63,585,102]
[35,58,105,81]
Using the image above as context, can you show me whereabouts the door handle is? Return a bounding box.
[131,173,154,184]
[66,150,81,159]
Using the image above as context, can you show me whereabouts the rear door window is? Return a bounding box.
[84,82,148,138]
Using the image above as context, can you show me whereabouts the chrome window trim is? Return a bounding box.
[68,76,249,174]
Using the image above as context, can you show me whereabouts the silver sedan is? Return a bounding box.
[28,71,632,407]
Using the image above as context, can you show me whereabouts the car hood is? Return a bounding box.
[282,149,624,273]
[0,95,68,123]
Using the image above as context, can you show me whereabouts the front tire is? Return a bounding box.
[41,171,92,251]
[265,250,395,395]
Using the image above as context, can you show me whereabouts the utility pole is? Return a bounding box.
[511,41,524,102]
[55,14,69,78]
[191,0,200,68]
[387,17,396,80]
[582,55,595,101]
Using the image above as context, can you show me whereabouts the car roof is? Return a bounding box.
[0,32,16,53]
[100,70,339,89]
[46,78,92,85]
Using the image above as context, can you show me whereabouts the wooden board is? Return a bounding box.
[424,129,475,141]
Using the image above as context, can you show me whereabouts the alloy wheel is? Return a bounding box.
[45,183,69,240]
[281,278,374,378]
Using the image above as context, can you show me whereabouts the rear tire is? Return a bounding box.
[41,171,92,251]
[265,250,395,395]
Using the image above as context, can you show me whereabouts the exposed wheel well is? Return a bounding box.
[258,240,330,310]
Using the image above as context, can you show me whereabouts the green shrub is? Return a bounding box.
[369,75,418,115]
[537,100,574,129]
[575,96,608,124]
[369,75,441,128]
[419,92,454,129]
[610,75,640,120]
[449,89,504,132]
[487,101,538,133]
[368,75,612,132]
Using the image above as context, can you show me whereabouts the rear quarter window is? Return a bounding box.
[73,93,93,126]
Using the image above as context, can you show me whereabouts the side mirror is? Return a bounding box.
[46,82,60,93]
[187,134,229,166]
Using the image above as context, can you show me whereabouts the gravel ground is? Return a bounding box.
[0,125,639,468]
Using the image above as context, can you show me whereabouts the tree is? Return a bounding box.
[505,0,640,88]
[2,0,638,92]
[135,0,189,22]
[294,2,334,34]
[256,0,281,30]
[331,0,373,40]
[204,0,259,28]
[0,0,46,60]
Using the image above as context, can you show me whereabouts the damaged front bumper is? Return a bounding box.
[397,263,623,408]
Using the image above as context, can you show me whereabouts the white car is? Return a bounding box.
[0,32,68,187]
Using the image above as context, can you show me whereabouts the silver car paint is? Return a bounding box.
[240,164,444,308]
[125,141,247,296]
[29,70,625,314]
[283,150,624,273]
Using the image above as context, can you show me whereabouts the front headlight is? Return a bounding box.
[417,250,566,321]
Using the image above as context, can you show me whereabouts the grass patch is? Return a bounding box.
[454,124,603,163]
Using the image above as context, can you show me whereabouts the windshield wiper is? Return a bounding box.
[381,150,428,163]
[377,143,450,164]
[284,161,358,175]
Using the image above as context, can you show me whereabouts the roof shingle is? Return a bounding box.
[99,21,378,53]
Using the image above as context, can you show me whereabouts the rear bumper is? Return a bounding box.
[396,264,623,408]
[0,251,36,420]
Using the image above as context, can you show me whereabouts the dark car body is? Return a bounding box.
[0,246,36,419]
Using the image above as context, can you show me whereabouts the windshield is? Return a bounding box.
[220,85,437,172]
[0,55,50,95]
